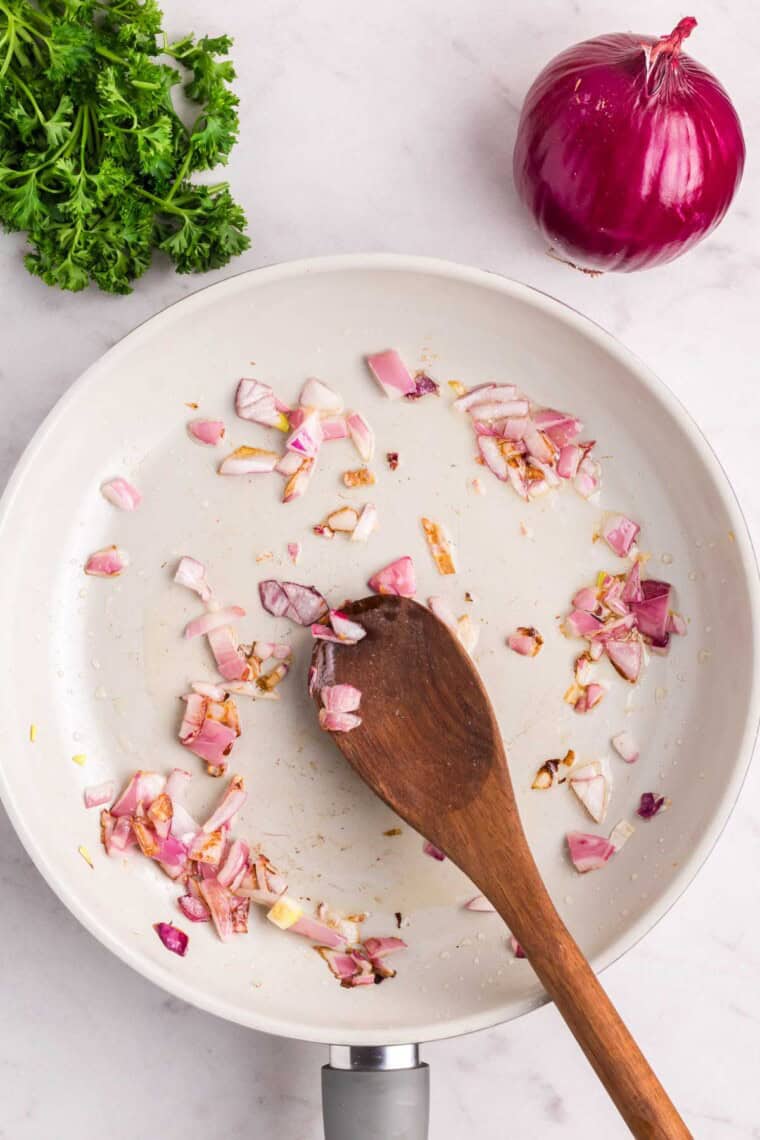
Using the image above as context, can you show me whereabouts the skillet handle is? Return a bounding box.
[322,1044,429,1140]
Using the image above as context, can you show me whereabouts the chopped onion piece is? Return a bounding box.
[605,637,643,684]
[532,409,583,448]
[637,792,670,820]
[326,506,359,533]
[184,606,246,640]
[198,878,234,942]
[188,419,225,446]
[609,819,635,852]
[423,840,445,861]
[421,517,457,575]
[406,373,440,400]
[154,922,188,956]
[207,626,250,682]
[218,446,279,476]
[465,895,496,912]
[286,408,323,459]
[368,555,416,597]
[566,831,616,873]
[343,466,375,488]
[366,349,415,399]
[276,451,303,476]
[346,411,375,462]
[574,455,602,499]
[235,379,289,431]
[111,770,165,817]
[319,709,362,733]
[283,457,315,502]
[351,503,378,543]
[601,514,641,558]
[174,556,213,602]
[179,895,210,922]
[532,749,574,789]
[287,542,301,565]
[557,444,582,479]
[668,612,687,636]
[202,774,247,833]
[259,579,328,625]
[84,781,115,809]
[191,681,228,702]
[321,684,362,713]
[386,451,400,470]
[507,627,543,657]
[299,377,344,413]
[612,731,639,764]
[84,545,128,577]
[453,383,519,412]
[569,760,611,823]
[100,477,142,511]
[509,935,526,959]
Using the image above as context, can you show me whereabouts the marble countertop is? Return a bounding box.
[1,1,758,1136]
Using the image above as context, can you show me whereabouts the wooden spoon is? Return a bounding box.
[311,595,691,1140]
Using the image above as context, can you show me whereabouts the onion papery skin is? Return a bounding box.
[513,20,745,272]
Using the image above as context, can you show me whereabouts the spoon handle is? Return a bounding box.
[484,861,692,1139]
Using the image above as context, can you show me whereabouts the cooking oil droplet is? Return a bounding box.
[676,672,686,683]
[675,737,683,747]
[439,950,450,961]
[688,570,698,581]
[73,731,83,742]
[655,686,667,703]
[78,587,87,598]
[94,686,107,700]
[697,649,711,665]
[661,552,673,565]
[564,895,573,905]
[91,658,101,670]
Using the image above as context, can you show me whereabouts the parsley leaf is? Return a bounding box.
[0,0,249,293]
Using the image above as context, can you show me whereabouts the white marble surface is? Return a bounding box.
[1,1,759,1136]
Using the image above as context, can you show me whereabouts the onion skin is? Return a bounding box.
[513,18,745,271]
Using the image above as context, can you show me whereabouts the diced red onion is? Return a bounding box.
[286,408,323,459]
[326,506,359,533]
[289,915,347,949]
[259,580,328,625]
[423,840,445,861]
[299,377,344,413]
[509,935,526,959]
[320,415,349,441]
[368,555,416,598]
[202,774,247,833]
[181,715,237,771]
[174,556,213,602]
[100,477,142,511]
[574,455,602,499]
[216,837,250,888]
[569,762,610,823]
[604,637,642,683]
[566,831,616,873]
[184,606,246,640]
[631,580,672,643]
[507,627,543,657]
[154,921,188,956]
[111,771,165,817]
[190,681,227,702]
[346,411,375,463]
[198,878,234,942]
[557,444,582,479]
[235,379,289,431]
[532,409,583,448]
[84,781,115,809]
[84,545,128,577]
[453,383,518,412]
[608,819,635,852]
[287,542,301,565]
[276,451,303,476]
[601,514,640,558]
[564,609,603,638]
[363,936,406,959]
[470,399,530,421]
[319,709,362,733]
[351,503,378,543]
[178,895,210,923]
[637,792,669,820]
[218,446,279,476]
[572,587,598,612]
[321,684,362,713]
[611,731,639,764]
[366,349,415,399]
[465,895,496,912]
[187,419,225,446]
[283,457,316,503]
[668,612,687,637]
[406,373,440,400]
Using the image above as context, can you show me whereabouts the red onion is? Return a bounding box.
[513,18,745,271]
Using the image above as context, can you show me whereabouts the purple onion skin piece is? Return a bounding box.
[513,19,745,272]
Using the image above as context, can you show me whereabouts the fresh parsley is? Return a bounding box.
[0,0,250,294]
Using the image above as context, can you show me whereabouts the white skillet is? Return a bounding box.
[0,255,757,1138]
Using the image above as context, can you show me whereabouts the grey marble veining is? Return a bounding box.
[1,1,759,1136]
